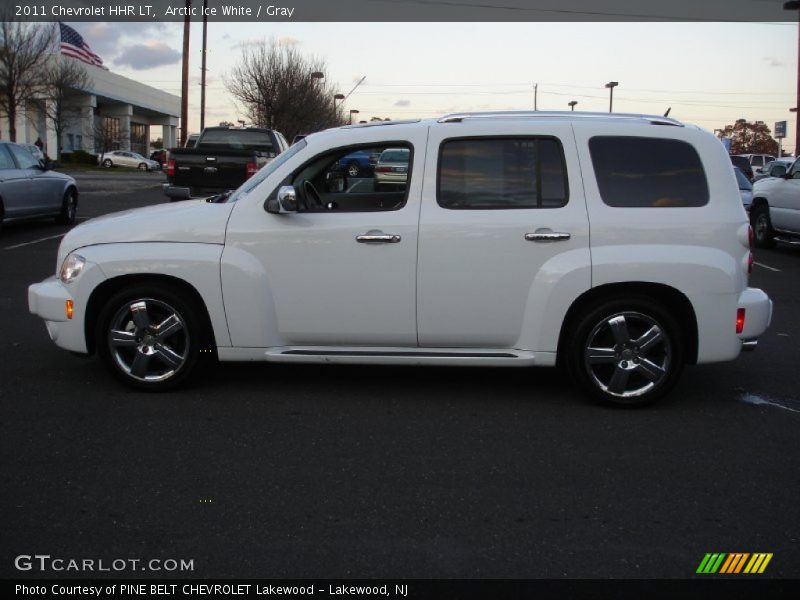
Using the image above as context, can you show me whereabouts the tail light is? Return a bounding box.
[736,308,746,334]
[748,225,754,248]
[246,162,258,178]
[375,166,391,173]
[166,159,175,177]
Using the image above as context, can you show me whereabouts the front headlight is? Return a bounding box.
[60,253,86,283]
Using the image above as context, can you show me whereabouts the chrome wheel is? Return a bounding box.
[347,162,360,177]
[583,311,671,399]
[102,159,112,168]
[138,163,147,171]
[107,298,189,383]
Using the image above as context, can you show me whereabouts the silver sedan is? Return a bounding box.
[98,151,160,171]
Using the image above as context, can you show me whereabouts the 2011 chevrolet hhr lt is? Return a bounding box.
[29,112,773,406]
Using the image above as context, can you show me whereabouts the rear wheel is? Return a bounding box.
[56,188,77,225]
[566,297,684,407]
[96,284,211,391]
[752,206,776,249]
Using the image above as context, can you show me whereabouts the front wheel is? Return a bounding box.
[102,159,112,168]
[752,206,776,249]
[96,284,210,391]
[347,161,361,177]
[138,162,148,171]
[565,298,684,407]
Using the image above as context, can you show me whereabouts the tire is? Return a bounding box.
[56,188,77,225]
[95,284,211,391]
[565,297,684,407]
[347,161,360,177]
[138,162,148,171]
[102,159,112,168]
[752,206,776,249]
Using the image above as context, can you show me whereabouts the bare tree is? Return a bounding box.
[0,19,54,141]
[42,57,90,160]
[225,40,347,141]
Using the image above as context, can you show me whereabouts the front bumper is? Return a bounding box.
[29,276,89,354]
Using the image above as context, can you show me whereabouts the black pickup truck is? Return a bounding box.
[163,127,289,200]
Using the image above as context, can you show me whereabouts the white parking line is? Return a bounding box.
[754,261,780,272]
[4,233,65,250]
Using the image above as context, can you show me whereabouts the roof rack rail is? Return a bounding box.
[437,111,683,127]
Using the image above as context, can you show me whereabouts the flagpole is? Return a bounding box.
[200,0,208,131]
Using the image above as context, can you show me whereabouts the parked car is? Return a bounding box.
[373,148,410,190]
[164,127,288,200]
[729,155,754,181]
[734,167,753,212]
[334,149,379,177]
[28,111,771,407]
[0,141,78,231]
[737,153,776,172]
[21,143,45,163]
[98,151,160,171]
[751,157,800,247]
[754,157,794,181]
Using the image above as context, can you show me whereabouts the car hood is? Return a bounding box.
[59,199,234,262]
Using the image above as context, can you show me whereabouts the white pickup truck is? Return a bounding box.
[751,157,800,247]
[28,112,772,407]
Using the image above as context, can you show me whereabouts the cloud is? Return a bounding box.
[79,22,173,61]
[114,41,182,70]
[763,56,785,67]
[394,99,411,107]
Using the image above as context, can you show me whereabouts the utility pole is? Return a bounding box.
[534,83,538,110]
[180,0,191,146]
[605,81,619,113]
[787,2,800,155]
[200,0,208,131]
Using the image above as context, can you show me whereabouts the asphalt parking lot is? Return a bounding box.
[1,172,798,579]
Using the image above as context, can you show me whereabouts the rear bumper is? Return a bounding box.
[738,287,772,344]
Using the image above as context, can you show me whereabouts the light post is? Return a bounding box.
[568,100,577,111]
[333,93,345,121]
[605,81,618,112]
[349,109,360,125]
[788,0,800,155]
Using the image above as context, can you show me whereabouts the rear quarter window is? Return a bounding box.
[589,136,709,208]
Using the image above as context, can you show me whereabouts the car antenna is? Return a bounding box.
[664,107,671,117]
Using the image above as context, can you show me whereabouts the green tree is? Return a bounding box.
[716,119,779,155]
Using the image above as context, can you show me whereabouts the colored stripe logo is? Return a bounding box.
[696,553,773,574]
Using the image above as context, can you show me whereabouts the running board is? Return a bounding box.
[217,346,557,367]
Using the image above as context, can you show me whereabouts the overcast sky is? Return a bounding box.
[73,20,797,150]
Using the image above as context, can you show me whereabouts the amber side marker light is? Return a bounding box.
[65,300,74,320]
[736,308,746,334]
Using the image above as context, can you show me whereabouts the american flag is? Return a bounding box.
[59,23,104,68]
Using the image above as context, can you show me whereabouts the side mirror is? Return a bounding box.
[265,185,298,214]
[41,160,57,171]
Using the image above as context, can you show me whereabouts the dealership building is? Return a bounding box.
[0,58,180,158]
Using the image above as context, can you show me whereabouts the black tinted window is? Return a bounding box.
[199,129,274,152]
[438,137,568,209]
[590,137,708,207]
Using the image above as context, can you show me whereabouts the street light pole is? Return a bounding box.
[333,93,345,122]
[605,81,618,113]
[568,100,577,111]
[349,109,360,125]
[786,2,800,156]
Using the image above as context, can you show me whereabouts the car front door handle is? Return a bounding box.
[525,229,571,243]
[356,230,401,244]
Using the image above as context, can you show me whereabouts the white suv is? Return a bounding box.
[29,112,772,406]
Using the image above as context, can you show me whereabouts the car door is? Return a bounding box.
[222,132,428,348]
[5,144,50,216]
[416,122,590,349]
[0,144,36,218]
[770,158,800,232]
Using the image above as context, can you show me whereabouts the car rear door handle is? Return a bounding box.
[525,230,571,243]
[356,230,401,244]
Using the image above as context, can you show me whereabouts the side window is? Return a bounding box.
[287,143,412,213]
[437,137,568,210]
[790,160,800,179]
[751,156,763,167]
[589,137,708,207]
[0,146,16,169]
[7,144,40,169]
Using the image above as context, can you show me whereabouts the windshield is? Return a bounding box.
[734,168,752,190]
[227,139,307,202]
